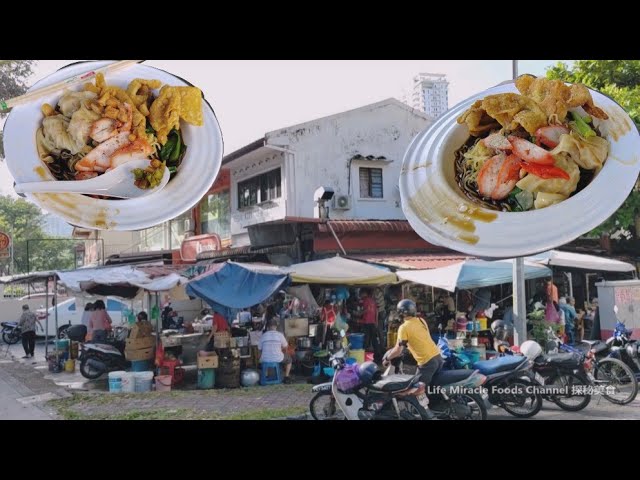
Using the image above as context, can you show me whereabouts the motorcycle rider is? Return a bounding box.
[382,299,443,412]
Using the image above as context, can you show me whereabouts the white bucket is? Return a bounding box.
[121,372,136,393]
[108,370,126,393]
[134,371,154,392]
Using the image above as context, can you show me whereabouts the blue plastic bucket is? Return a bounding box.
[108,371,125,393]
[348,333,365,350]
[130,360,151,372]
[345,358,357,365]
[56,339,70,351]
[134,371,154,392]
[323,367,335,377]
[197,369,215,390]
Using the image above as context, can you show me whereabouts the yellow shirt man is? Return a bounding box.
[397,316,440,366]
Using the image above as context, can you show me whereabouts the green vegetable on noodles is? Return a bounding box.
[570,111,596,138]
[169,132,182,163]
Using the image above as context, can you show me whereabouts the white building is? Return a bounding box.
[225,98,431,247]
[410,73,449,120]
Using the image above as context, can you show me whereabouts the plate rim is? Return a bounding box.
[2,60,224,231]
[399,82,640,258]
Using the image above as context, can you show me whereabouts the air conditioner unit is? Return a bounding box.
[333,195,352,210]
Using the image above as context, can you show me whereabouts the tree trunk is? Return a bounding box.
[599,232,611,254]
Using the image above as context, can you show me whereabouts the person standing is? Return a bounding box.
[359,289,381,360]
[18,305,42,359]
[559,297,577,344]
[89,300,112,343]
[81,302,94,341]
[469,287,491,322]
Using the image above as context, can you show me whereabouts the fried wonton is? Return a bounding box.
[149,86,204,144]
[458,93,547,136]
[515,74,609,122]
[149,86,181,145]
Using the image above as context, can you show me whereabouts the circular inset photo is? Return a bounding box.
[3,60,224,231]
[399,77,640,258]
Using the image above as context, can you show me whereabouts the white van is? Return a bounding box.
[39,297,129,338]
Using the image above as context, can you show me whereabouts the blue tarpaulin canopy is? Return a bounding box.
[186,261,290,315]
[397,259,552,292]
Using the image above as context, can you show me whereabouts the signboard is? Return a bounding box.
[180,234,221,262]
[0,231,10,259]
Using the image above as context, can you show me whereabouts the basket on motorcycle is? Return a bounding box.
[335,364,361,393]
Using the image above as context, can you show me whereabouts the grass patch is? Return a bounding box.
[225,406,308,420]
[47,383,313,420]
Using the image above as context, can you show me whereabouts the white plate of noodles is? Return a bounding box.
[399,77,640,258]
[3,60,223,231]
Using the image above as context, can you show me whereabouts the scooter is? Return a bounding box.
[309,330,431,420]
[67,324,130,380]
[1,322,21,345]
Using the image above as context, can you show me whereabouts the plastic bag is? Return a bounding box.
[545,302,560,324]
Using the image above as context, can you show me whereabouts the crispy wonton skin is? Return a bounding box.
[515,74,608,121]
[174,86,204,126]
[458,93,547,136]
[149,86,181,145]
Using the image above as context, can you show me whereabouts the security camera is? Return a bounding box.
[314,186,335,201]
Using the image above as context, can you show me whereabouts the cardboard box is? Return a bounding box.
[125,347,155,361]
[213,332,231,349]
[197,354,218,369]
[126,337,155,350]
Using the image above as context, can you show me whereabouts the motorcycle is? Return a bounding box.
[437,333,542,418]
[543,318,638,405]
[1,322,22,345]
[67,324,130,380]
[309,331,432,420]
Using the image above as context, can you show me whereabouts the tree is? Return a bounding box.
[0,195,77,275]
[547,61,640,238]
[0,60,36,159]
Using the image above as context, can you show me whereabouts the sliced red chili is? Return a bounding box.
[520,161,570,180]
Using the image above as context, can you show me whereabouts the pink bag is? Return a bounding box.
[335,365,362,392]
[545,302,560,324]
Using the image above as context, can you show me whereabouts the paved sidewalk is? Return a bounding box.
[0,360,61,419]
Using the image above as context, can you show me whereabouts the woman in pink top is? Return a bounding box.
[89,300,113,343]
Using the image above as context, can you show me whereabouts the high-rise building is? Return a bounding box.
[410,73,449,120]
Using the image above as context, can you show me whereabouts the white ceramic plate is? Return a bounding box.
[3,61,223,231]
[399,82,640,258]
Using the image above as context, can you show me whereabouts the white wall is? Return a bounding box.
[229,150,285,246]
[271,101,429,221]
[226,101,430,246]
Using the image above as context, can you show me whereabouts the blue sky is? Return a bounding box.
[0,60,570,197]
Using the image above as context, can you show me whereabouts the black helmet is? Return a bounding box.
[397,299,417,317]
[358,361,380,385]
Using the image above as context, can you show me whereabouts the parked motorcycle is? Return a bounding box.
[1,322,22,345]
[437,332,542,418]
[67,324,130,379]
[309,332,431,420]
[544,321,638,405]
[520,340,593,412]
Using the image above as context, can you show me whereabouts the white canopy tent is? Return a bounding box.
[288,256,397,285]
[56,265,188,294]
[396,259,552,292]
[526,250,636,273]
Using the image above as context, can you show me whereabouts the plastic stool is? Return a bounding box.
[159,359,185,386]
[260,362,282,385]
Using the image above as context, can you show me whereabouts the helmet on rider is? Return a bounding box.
[358,361,380,385]
[396,299,417,318]
[520,340,543,361]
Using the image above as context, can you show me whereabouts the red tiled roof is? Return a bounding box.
[318,220,415,234]
[349,253,473,270]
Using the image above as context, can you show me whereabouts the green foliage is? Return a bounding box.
[0,195,77,274]
[0,60,36,159]
[547,61,640,237]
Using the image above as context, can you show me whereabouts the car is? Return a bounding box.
[38,297,129,338]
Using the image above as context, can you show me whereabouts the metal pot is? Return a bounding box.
[297,337,312,349]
